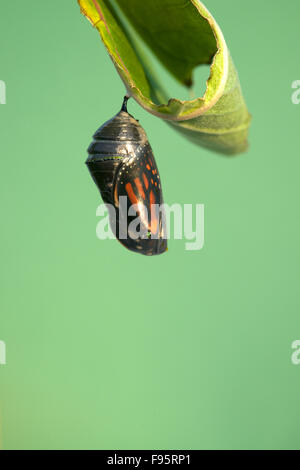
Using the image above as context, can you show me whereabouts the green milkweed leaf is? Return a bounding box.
[78,0,251,155]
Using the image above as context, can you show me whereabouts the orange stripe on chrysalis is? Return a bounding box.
[150,190,155,206]
[125,182,139,206]
[142,173,149,189]
[150,190,158,234]
[114,183,119,207]
[134,178,145,200]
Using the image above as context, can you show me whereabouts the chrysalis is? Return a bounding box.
[86,97,167,256]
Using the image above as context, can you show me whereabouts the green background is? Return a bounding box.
[0,0,299,450]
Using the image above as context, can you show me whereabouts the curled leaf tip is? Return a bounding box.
[78,0,251,155]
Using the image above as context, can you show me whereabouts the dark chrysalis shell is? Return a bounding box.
[86,97,167,256]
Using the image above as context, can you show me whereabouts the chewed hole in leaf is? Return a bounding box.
[111,12,212,106]
[78,0,251,154]
[109,0,218,106]
[189,64,212,100]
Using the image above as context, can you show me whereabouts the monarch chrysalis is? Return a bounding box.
[86,97,167,256]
